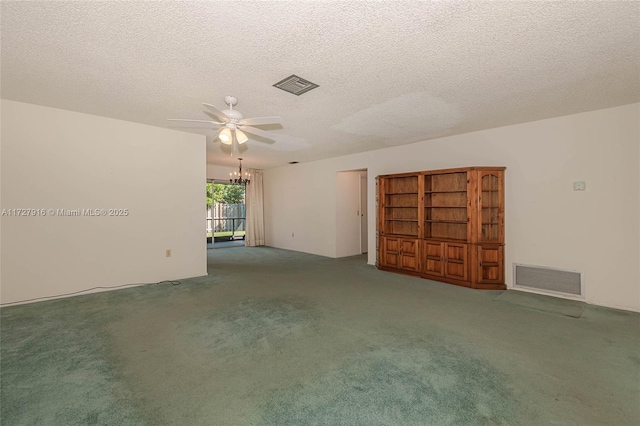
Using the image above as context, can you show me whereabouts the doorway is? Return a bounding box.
[207,180,246,249]
[335,169,368,258]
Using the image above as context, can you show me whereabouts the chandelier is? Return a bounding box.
[230,158,250,185]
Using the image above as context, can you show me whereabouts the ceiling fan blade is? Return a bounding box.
[167,118,223,126]
[202,103,228,122]
[203,111,226,122]
[237,116,282,126]
[238,125,277,141]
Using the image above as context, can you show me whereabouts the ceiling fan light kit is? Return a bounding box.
[235,130,248,144]
[219,127,233,145]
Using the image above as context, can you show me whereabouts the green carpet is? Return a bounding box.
[1,247,639,425]
[495,289,586,318]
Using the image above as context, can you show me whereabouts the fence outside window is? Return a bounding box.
[207,203,246,240]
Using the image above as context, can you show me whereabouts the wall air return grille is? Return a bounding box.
[273,75,319,96]
[514,264,583,297]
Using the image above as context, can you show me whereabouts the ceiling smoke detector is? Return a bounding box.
[273,75,319,96]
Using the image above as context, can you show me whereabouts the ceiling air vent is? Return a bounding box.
[273,75,319,96]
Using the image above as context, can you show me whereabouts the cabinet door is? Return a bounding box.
[477,244,503,284]
[478,171,504,243]
[444,243,468,281]
[382,237,400,268]
[399,238,419,272]
[423,241,444,276]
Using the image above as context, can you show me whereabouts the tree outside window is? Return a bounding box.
[207,183,245,207]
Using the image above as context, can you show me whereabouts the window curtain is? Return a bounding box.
[245,169,265,246]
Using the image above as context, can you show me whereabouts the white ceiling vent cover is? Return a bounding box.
[514,264,584,298]
[273,75,319,96]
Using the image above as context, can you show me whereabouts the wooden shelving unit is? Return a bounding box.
[381,175,419,237]
[376,166,506,289]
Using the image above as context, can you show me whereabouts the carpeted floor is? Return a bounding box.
[1,247,639,425]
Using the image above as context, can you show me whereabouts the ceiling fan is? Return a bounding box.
[168,95,282,146]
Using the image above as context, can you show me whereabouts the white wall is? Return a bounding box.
[0,100,207,305]
[207,164,238,182]
[264,103,640,312]
[264,161,337,256]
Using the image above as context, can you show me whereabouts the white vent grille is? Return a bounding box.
[514,264,583,297]
[273,75,319,96]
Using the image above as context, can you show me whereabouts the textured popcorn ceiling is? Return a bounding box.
[2,1,639,169]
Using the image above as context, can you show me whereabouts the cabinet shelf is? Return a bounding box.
[424,191,467,194]
[385,219,418,222]
[425,206,467,208]
[386,206,417,209]
[425,220,468,224]
[386,192,418,195]
[424,237,469,243]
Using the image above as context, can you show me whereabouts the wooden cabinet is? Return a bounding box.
[377,167,505,290]
[381,236,419,273]
[422,241,469,281]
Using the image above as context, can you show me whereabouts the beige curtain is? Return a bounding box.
[245,169,265,246]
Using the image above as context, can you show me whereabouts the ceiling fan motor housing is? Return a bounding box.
[222,109,243,121]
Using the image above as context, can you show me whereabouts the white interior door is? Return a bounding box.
[360,173,368,253]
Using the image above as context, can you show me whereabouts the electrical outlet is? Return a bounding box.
[573,181,586,191]
[165,249,171,257]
